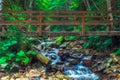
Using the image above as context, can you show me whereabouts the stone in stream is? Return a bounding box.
[34,44,42,51]
[79,40,85,45]
[66,58,79,65]
[58,50,70,61]
[82,56,93,67]
[46,64,58,73]
[70,53,84,59]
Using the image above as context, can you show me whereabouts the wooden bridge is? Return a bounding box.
[0,11,120,36]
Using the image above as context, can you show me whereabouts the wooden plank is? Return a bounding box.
[82,13,85,36]
[0,10,120,14]
[85,31,120,36]
[38,12,43,36]
[42,31,82,36]
[41,31,120,36]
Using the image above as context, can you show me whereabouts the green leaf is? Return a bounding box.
[22,57,30,65]
[1,40,17,51]
[17,50,26,57]
[26,50,37,56]
[0,57,7,64]
[56,36,64,45]
[104,39,112,47]
[7,53,15,60]
[66,36,77,40]
[84,42,90,48]
[115,48,120,56]
[15,56,23,62]
[18,17,25,20]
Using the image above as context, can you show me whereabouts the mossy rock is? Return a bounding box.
[55,74,69,80]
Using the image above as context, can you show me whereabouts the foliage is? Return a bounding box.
[115,48,120,56]
[3,0,23,11]
[0,26,37,69]
[56,36,64,45]
[66,36,78,40]
[84,36,112,51]
[1,0,120,66]
[34,0,80,10]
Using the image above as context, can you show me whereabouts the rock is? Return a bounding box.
[13,73,23,78]
[40,77,48,80]
[10,63,20,72]
[0,72,6,78]
[60,43,67,48]
[84,49,90,55]
[59,51,70,61]
[69,41,78,47]
[110,54,119,62]
[55,74,69,80]
[48,77,53,80]
[0,64,8,69]
[34,44,42,51]
[15,78,29,80]
[117,68,120,73]
[46,64,58,73]
[10,77,15,80]
[70,53,83,59]
[82,56,92,67]
[82,56,92,60]
[71,47,79,51]
[79,40,85,45]
[66,58,79,65]
[25,69,41,79]
[53,78,60,80]
[77,45,83,50]
[1,76,10,80]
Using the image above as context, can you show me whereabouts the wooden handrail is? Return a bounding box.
[0,11,120,36]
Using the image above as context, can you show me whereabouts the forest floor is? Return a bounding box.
[0,38,120,80]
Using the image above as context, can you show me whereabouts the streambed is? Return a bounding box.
[37,40,99,80]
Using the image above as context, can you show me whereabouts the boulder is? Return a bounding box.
[66,58,79,65]
[70,53,83,59]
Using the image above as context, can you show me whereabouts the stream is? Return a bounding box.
[37,40,99,80]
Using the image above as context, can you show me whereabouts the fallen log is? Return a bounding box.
[36,53,50,65]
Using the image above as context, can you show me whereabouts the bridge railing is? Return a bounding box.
[0,11,120,36]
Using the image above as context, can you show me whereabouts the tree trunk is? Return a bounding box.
[106,0,114,31]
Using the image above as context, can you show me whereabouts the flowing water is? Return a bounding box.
[37,41,99,80]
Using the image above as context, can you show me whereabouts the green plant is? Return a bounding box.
[0,26,37,69]
[66,36,78,40]
[84,36,112,51]
[115,48,120,56]
[56,36,64,45]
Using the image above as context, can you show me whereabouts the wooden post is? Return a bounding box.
[39,11,42,36]
[74,17,76,32]
[82,12,85,36]
[28,11,32,32]
[1,16,5,32]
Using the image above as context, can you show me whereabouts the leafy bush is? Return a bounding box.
[0,26,37,69]
[84,36,112,51]
[115,48,120,56]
